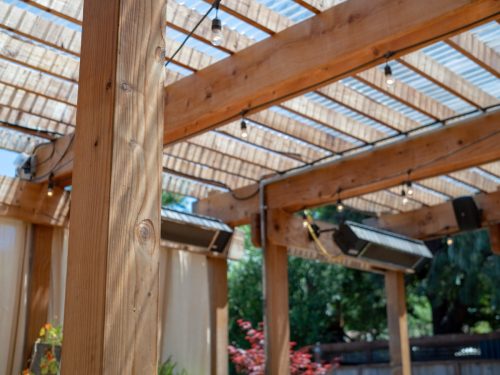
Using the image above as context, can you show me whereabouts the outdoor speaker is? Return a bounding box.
[160,208,233,254]
[333,221,433,270]
[452,196,482,231]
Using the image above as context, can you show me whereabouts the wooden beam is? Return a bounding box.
[208,258,229,375]
[488,224,500,255]
[0,176,69,226]
[61,0,164,372]
[385,271,411,375]
[23,225,53,364]
[447,32,500,78]
[164,0,499,144]
[197,110,500,225]
[263,241,290,374]
[366,190,500,239]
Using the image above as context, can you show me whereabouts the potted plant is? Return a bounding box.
[24,323,63,375]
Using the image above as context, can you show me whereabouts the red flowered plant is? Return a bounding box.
[229,319,335,375]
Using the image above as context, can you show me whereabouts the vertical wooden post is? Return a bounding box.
[208,257,229,375]
[23,225,53,364]
[488,224,500,255]
[385,271,412,375]
[61,0,164,373]
[263,242,290,375]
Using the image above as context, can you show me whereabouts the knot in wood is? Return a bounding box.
[120,82,132,92]
[135,219,154,245]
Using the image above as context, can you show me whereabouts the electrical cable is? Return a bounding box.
[165,0,222,68]
[303,219,341,262]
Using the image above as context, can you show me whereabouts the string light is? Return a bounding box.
[336,200,344,212]
[406,181,413,196]
[211,2,223,46]
[240,119,248,138]
[384,63,395,86]
[401,188,408,205]
[446,236,454,246]
[47,173,55,197]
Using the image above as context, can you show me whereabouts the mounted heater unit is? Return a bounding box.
[160,208,234,256]
[333,221,433,270]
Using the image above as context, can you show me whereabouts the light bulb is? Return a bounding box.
[384,64,394,86]
[47,174,55,197]
[211,18,223,46]
[47,188,53,197]
[447,237,454,246]
[406,181,413,196]
[336,200,344,212]
[240,119,248,138]
[401,189,408,205]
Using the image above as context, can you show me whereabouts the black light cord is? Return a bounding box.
[165,0,222,68]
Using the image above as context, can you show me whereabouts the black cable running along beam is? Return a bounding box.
[165,0,222,68]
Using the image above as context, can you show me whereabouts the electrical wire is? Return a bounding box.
[164,0,222,68]
[303,219,341,262]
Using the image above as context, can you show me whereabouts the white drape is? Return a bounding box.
[0,218,30,375]
[47,228,69,326]
[159,248,211,374]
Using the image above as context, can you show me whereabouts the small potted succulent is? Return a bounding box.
[24,323,63,375]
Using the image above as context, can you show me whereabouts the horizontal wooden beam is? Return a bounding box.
[164,0,499,144]
[0,176,69,226]
[365,190,500,239]
[197,110,500,225]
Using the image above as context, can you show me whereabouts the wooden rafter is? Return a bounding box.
[164,0,499,144]
[197,111,500,225]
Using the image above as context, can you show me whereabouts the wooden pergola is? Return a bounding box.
[0,0,499,374]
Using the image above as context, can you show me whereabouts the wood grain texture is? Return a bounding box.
[385,271,411,375]
[0,176,69,227]
[61,0,164,372]
[263,241,290,374]
[197,110,500,225]
[23,225,53,365]
[164,0,499,143]
[208,257,229,375]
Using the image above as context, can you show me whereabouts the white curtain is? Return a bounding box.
[159,248,211,374]
[47,228,69,326]
[0,218,31,375]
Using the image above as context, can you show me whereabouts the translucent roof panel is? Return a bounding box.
[385,62,476,115]
[342,76,435,125]
[256,0,314,23]
[423,42,500,99]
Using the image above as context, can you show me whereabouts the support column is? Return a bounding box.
[385,271,412,375]
[488,224,500,255]
[208,257,229,375]
[61,0,164,373]
[263,241,290,374]
[23,225,53,364]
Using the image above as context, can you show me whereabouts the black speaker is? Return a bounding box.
[333,221,433,270]
[452,197,482,231]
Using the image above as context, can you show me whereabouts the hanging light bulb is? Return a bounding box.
[384,63,395,86]
[336,199,344,213]
[47,173,55,197]
[211,17,223,46]
[406,181,413,196]
[240,119,248,138]
[446,236,454,246]
[401,188,408,205]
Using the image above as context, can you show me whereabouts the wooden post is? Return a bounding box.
[385,271,412,375]
[263,241,290,374]
[488,224,500,255]
[23,225,53,364]
[61,0,164,373]
[208,257,229,375]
